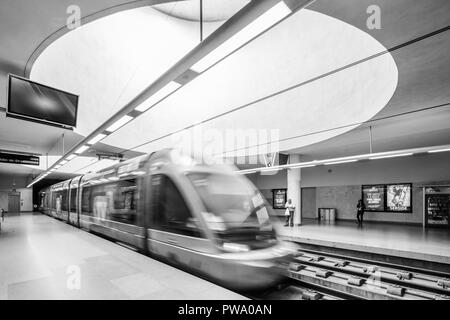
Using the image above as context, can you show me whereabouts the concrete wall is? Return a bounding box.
[0,175,29,189]
[301,152,450,188]
[314,184,424,224]
[0,188,33,212]
[249,151,450,224]
[248,170,287,215]
[0,174,33,212]
[301,187,316,219]
[0,192,8,212]
[18,188,33,212]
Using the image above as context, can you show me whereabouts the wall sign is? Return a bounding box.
[0,152,39,166]
[272,189,287,209]
[362,185,385,212]
[386,183,412,213]
[361,183,412,213]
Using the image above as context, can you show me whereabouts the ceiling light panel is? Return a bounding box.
[369,153,413,160]
[75,145,90,154]
[88,133,107,145]
[135,81,182,112]
[190,1,292,73]
[105,115,134,133]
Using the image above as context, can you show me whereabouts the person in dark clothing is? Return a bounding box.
[356,199,366,226]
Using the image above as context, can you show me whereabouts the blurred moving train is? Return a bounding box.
[39,149,297,290]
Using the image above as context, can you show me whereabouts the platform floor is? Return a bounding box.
[0,212,245,300]
[277,219,450,265]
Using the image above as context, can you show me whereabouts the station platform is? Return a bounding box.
[0,212,245,300]
[277,219,450,268]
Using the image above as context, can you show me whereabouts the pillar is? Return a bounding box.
[287,154,302,225]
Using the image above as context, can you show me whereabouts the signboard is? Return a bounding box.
[362,185,385,211]
[272,189,287,209]
[386,183,412,213]
[0,152,39,166]
[426,194,450,226]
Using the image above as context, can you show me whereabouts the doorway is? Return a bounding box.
[8,192,20,213]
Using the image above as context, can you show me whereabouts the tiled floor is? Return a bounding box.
[0,212,245,300]
[276,219,450,264]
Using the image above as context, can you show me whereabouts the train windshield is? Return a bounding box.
[187,172,276,249]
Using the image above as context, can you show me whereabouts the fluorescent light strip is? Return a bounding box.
[105,115,133,133]
[240,171,258,175]
[290,164,317,169]
[191,1,292,73]
[428,148,450,153]
[135,82,182,112]
[59,160,68,165]
[259,168,280,173]
[324,159,358,165]
[66,154,76,160]
[87,133,107,145]
[369,153,413,160]
[75,145,90,154]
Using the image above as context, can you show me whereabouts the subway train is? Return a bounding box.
[38,149,297,290]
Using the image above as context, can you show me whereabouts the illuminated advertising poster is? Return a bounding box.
[362,185,385,211]
[272,189,287,209]
[386,184,412,213]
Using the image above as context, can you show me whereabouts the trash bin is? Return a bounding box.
[329,208,336,221]
[325,209,330,221]
[318,208,336,221]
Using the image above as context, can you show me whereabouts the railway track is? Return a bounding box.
[270,248,450,300]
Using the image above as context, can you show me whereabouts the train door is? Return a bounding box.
[62,186,69,222]
[68,180,79,227]
[8,192,20,213]
[146,174,213,266]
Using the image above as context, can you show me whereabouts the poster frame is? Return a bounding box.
[361,184,386,212]
[272,189,287,210]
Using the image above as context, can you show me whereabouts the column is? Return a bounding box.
[287,154,302,225]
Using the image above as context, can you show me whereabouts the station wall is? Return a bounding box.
[0,192,7,212]
[250,151,450,224]
[0,175,34,212]
[247,170,287,216]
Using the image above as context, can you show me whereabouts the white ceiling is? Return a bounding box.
[30,7,398,162]
[153,0,251,22]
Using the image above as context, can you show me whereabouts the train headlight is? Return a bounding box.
[223,242,250,252]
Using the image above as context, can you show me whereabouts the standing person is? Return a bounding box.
[284,199,295,227]
[356,199,366,226]
[1,208,4,222]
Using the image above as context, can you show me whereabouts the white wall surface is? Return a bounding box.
[17,188,33,212]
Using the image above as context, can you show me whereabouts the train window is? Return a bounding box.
[61,191,68,211]
[81,186,92,214]
[70,188,77,212]
[151,175,202,238]
[87,179,138,225]
[52,193,56,209]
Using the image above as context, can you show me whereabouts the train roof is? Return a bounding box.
[41,149,237,191]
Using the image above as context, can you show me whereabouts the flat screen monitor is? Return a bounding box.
[7,74,78,128]
[386,183,412,213]
[362,185,385,212]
